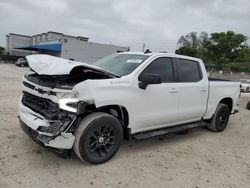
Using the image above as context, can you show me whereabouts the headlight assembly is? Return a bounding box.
[59,98,79,113]
[56,91,78,99]
[57,91,79,112]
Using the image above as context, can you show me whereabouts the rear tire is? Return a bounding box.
[207,103,230,132]
[74,112,123,164]
[246,87,249,92]
[246,101,250,110]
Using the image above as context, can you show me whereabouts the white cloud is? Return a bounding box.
[0,0,249,52]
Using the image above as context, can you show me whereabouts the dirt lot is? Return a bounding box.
[0,63,250,188]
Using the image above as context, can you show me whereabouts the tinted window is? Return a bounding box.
[178,59,201,82]
[141,57,174,82]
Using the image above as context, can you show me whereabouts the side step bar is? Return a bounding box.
[132,121,207,140]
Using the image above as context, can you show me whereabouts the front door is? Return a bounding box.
[132,57,180,133]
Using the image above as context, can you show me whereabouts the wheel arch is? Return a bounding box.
[219,97,233,113]
[77,102,130,139]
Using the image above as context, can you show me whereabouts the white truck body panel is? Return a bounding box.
[19,52,240,149]
[204,81,240,119]
[73,53,240,134]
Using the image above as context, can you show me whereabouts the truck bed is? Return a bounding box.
[204,80,240,119]
[209,77,232,82]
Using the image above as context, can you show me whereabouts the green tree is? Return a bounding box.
[176,32,209,59]
[232,47,250,62]
[204,31,247,67]
[175,46,198,57]
[177,32,201,49]
[175,31,249,71]
[0,46,4,54]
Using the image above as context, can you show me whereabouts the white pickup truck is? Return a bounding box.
[240,79,250,92]
[19,52,240,164]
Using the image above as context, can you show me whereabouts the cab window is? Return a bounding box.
[177,59,202,82]
[140,57,174,82]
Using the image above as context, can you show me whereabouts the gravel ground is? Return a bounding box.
[0,63,250,188]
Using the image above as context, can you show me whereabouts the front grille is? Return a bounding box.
[23,81,56,96]
[22,91,60,120]
[23,81,35,90]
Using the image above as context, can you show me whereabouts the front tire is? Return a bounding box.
[207,103,230,132]
[74,112,123,164]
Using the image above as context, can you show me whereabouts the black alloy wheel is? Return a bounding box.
[207,103,230,132]
[215,107,229,131]
[74,112,123,164]
[88,124,117,157]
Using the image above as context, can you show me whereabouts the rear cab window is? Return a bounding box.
[177,58,202,82]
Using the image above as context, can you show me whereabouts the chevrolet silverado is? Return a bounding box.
[18,52,240,164]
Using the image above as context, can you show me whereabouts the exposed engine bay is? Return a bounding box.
[25,66,117,89]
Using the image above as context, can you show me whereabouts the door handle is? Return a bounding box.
[169,88,178,93]
[201,87,207,92]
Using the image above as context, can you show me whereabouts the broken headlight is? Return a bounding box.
[57,91,79,113]
[56,91,78,99]
[59,98,79,113]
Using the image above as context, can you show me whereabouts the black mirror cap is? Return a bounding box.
[138,73,161,89]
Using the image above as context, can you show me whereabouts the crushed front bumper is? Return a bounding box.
[19,120,70,158]
[18,99,76,157]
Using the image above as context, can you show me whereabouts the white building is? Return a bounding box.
[6,31,129,62]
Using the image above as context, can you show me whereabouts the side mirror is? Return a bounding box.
[138,73,161,89]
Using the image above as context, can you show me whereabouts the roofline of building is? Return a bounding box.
[87,40,129,49]
[6,31,128,49]
[47,31,63,35]
[8,33,32,38]
[63,34,89,40]
[7,31,90,41]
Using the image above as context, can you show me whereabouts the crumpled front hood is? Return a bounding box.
[26,54,118,77]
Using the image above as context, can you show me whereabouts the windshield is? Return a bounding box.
[93,54,150,76]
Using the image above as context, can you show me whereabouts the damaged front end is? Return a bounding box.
[19,90,78,157]
[19,55,118,157]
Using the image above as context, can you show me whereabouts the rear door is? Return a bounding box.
[174,58,208,123]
